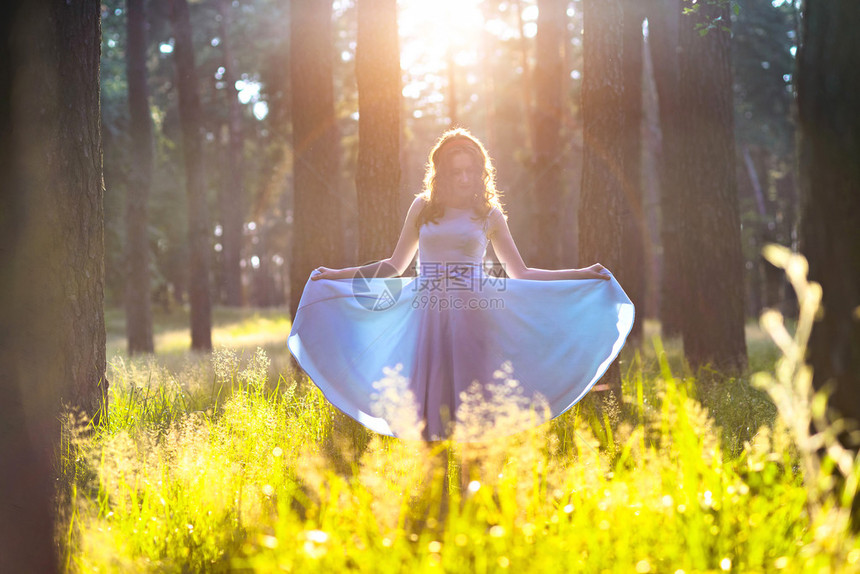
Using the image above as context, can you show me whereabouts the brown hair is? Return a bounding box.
[416,128,505,228]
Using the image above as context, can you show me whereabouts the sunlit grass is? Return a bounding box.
[106,306,292,375]
[62,306,859,572]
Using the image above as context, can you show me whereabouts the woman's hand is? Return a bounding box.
[582,263,611,280]
[311,266,350,281]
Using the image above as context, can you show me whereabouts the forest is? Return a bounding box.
[1,0,860,571]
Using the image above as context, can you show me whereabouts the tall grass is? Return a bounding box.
[61,291,859,572]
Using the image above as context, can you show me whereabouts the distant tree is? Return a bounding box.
[217,0,245,307]
[126,0,155,354]
[676,3,747,372]
[169,0,212,350]
[512,0,535,154]
[733,0,799,316]
[290,0,343,318]
[355,0,401,264]
[532,0,566,268]
[579,0,625,392]
[796,0,860,428]
[0,0,104,569]
[645,0,684,338]
[619,0,646,342]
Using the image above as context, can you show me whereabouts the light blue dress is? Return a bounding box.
[288,206,635,440]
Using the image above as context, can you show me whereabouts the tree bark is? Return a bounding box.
[217,0,245,307]
[532,0,566,269]
[355,0,401,264]
[0,0,104,569]
[796,0,860,427]
[126,0,155,354]
[677,5,747,373]
[579,0,625,392]
[290,0,343,319]
[645,0,684,338]
[620,0,646,342]
[169,0,212,350]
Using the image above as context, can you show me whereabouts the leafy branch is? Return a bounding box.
[682,0,739,36]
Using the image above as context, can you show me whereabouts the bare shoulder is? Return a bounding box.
[485,206,508,237]
[403,195,428,227]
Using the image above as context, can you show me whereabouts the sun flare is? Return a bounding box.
[397,0,485,114]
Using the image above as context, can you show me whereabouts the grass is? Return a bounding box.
[61,304,859,572]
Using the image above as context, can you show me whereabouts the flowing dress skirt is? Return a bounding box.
[288,273,634,440]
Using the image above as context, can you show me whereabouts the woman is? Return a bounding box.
[288,128,634,441]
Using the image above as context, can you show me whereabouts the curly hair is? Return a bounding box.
[416,128,505,228]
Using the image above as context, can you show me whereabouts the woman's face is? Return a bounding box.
[445,151,481,203]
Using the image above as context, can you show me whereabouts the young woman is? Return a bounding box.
[288,128,634,441]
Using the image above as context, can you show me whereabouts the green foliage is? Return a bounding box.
[682,0,736,36]
[59,310,860,571]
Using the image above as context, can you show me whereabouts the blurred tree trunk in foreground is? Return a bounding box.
[532,0,565,269]
[620,0,646,343]
[126,0,155,354]
[579,0,624,393]
[677,4,747,373]
[290,0,343,319]
[0,1,104,570]
[355,0,401,264]
[170,0,212,350]
[217,0,245,307]
[796,0,860,428]
[645,0,684,338]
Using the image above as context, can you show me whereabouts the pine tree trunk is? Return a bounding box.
[355,0,401,264]
[579,0,625,392]
[0,1,104,569]
[126,0,155,354]
[218,0,245,306]
[532,0,565,269]
[620,0,646,342]
[290,0,343,319]
[170,0,212,350]
[677,5,747,373]
[797,0,860,427]
[645,0,684,338]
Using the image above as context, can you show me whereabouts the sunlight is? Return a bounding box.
[398,0,485,106]
[398,0,483,68]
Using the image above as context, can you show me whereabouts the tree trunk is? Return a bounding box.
[645,0,684,338]
[512,0,535,154]
[169,0,212,350]
[620,0,646,342]
[796,0,860,427]
[126,0,155,354]
[0,1,104,569]
[446,47,459,128]
[290,0,343,319]
[579,0,625,393]
[677,5,747,373]
[355,0,401,264]
[532,0,566,269]
[218,0,245,307]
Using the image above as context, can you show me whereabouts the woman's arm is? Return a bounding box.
[487,208,611,281]
[311,197,424,281]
